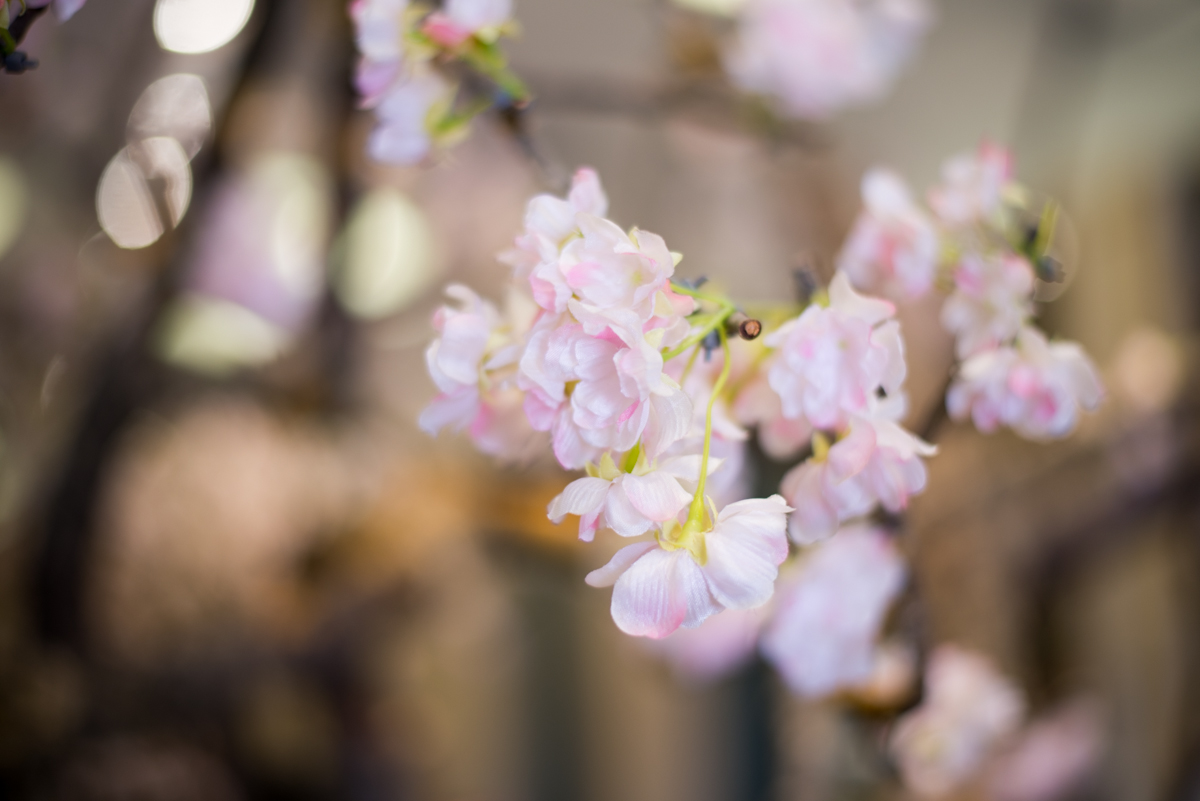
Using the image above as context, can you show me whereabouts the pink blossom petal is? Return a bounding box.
[585,541,658,588]
[622,471,692,522]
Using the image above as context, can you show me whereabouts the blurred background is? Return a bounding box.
[1,0,1199,798]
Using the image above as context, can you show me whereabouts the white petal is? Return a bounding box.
[622,471,692,522]
[828,271,895,326]
[611,548,715,638]
[585,541,657,588]
[547,476,611,523]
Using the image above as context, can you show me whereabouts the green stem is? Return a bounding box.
[682,326,731,535]
[663,305,736,362]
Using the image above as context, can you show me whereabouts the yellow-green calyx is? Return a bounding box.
[658,513,708,566]
[811,431,831,462]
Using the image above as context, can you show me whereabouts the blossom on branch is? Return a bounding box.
[947,326,1103,440]
[760,525,906,696]
[838,168,941,300]
[764,271,905,432]
[585,496,791,639]
[726,0,933,119]
[942,252,1035,359]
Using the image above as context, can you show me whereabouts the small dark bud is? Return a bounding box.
[792,268,818,304]
[1036,256,1065,283]
[3,52,38,74]
[702,329,720,361]
[738,318,762,340]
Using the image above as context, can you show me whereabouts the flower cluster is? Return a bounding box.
[422,168,936,639]
[349,0,528,164]
[838,142,1104,440]
[724,0,934,119]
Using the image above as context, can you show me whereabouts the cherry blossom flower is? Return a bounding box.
[838,168,942,300]
[366,68,453,165]
[942,252,1035,359]
[765,271,905,432]
[500,167,609,281]
[760,525,906,696]
[726,0,933,119]
[350,0,409,106]
[780,399,934,544]
[929,142,1015,228]
[947,325,1104,440]
[585,496,791,638]
[890,645,1026,799]
[419,284,538,459]
[548,450,713,541]
[520,303,693,469]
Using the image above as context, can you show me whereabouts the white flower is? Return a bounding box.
[942,252,1035,359]
[929,142,1015,228]
[548,450,711,541]
[366,68,452,165]
[890,645,1026,799]
[780,399,934,544]
[760,525,906,697]
[765,271,905,431]
[838,168,942,300]
[419,284,538,459]
[726,0,933,119]
[947,325,1103,440]
[585,496,792,638]
[501,167,610,282]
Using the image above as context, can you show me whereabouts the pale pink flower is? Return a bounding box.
[519,304,693,469]
[780,399,934,544]
[987,700,1104,801]
[646,605,769,682]
[727,0,933,119]
[838,168,941,300]
[420,285,537,459]
[585,496,792,638]
[765,271,905,431]
[890,645,1025,799]
[548,450,712,541]
[350,0,408,106]
[760,525,906,697]
[501,167,609,282]
[947,326,1103,440]
[942,252,1035,359]
[929,142,1015,228]
[557,217,682,319]
[366,68,452,165]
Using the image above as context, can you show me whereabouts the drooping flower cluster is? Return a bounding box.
[423,168,801,638]
[349,0,528,164]
[724,0,934,119]
[838,142,1104,440]
[421,167,931,640]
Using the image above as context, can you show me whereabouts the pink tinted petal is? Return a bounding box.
[585,541,658,588]
[828,271,896,326]
[826,418,877,482]
[603,482,656,538]
[568,167,608,218]
[418,388,480,435]
[609,548,692,638]
[622,471,692,522]
[547,477,611,523]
